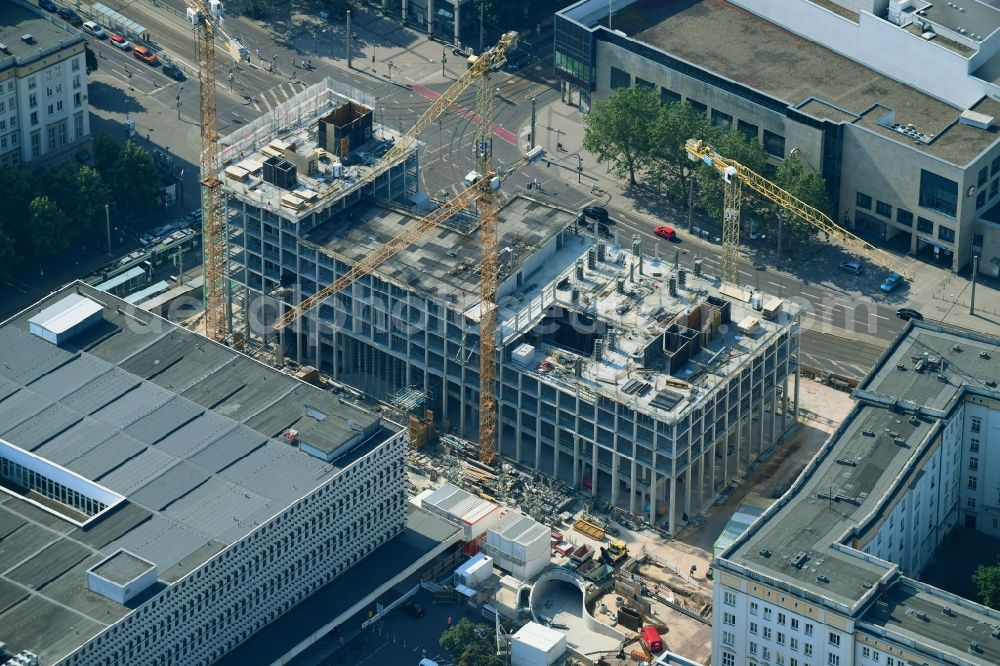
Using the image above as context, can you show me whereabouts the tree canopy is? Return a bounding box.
[439,618,500,666]
[583,85,663,185]
[974,560,1000,610]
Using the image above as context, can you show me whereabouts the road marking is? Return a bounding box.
[800,291,822,300]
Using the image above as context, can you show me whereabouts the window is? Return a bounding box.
[805,623,814,636]
[876,201,892,217]
[968,497,977,509]
[828,655,840,666]
[777,654,786,666]
[763,647,771,661]
[791,618,799,631]
[919,169,958,217]
[896,208,913,227]
[46,86,53,98]
[29,93,36,109]
[723,630,735,646]
[688,98,707,115]
[791,660,799,666]
[979,166,989,187]
[778,612,787,626]
[723,652,736,666]
[971,438,980,453]
[47,125,56,150]
[28,77,36,90]
[969,476,978,490]
[856,192,872,210]
[635,77,655,90]
[828,632,840,647]
[863,647,871,658]
[738,119,759,141]
[763,129,785,157]
[764,627,772,640]
[610,67,631,90]
[938,226,955,243]
[777,632,786,645]
[750,602,759,616]
[74,111,83,138]
[72,58,80,71]
[973,233,984,248]
[992,179,999,199]
[977,190,986,209]
[74,93,81,107]
[712,109,733,129]
[791,638,799,651]
[750,642,759,656]
[917,217,933,234]
[764,608,773,621]
[47,105,53,115]
[970,457,979,471]
[73,75,81,90]
[750,622,759,635]
[724,612,736,625]
[30,129,40,158]
[660,87,680,105]
[724,591,736,606]
[972,416,982,433]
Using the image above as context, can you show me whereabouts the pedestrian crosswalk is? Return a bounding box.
[247,81,306,113]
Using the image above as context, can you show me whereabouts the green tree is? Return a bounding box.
[27,196,70,257]
[92,132,121,176]
[974,561,1000,610]
[583,85,663,186]
[0,224,14,266]
[47,164,113,240]
[439,618,500,665]
[108,140,161,213]
[772,157,832,246]
[648,101,711,199]
[85,45,98,74]
[0,168,38,261]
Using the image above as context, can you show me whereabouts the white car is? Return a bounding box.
[110,34,131,51]
[82,21,107,39]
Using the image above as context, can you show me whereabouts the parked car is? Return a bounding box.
[654,225,677,240]
[162,62,185,81]
[839,259,863,275]
[880,273,904,293]
[82,21,108,39]
[506,49,529,71]
[896,308,923,321]
[581,205,609,223]
[57,7,83,25]
[110,34,131,51]
[133,45,158,65]
[39,0,58,12]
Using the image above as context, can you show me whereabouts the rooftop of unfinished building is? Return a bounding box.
[506,236,799,422]
[597,0,1000,165]
[219,82,414,221]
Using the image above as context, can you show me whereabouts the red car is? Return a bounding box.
[110,34,131,51]
[133,45,158,65]
[654,225,676,240]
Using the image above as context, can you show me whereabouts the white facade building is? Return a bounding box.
[713,322,1000,666]
[0,1,90,168]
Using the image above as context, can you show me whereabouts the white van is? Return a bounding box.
[82,21,107,39]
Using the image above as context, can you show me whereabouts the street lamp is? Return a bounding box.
[682,166,694,232]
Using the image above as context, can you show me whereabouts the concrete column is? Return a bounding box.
[668,476,676,536]
[534,421,541,472]
[611,452,620,509]
[591,443,598,500]
[427,0,433,36]
[401,0,407,22]
[683,462,692,520]
[735,380,743,478]
[794,326,801,420]
[629,459,637,517]
[572,435,580,487]
[770,384,778,445]
[757,390,765,458]
[453,0,460,47]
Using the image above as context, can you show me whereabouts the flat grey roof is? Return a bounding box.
[215,505,461,666]
[920,0,1000,42]
[90,550,154,585]
[614,0,999,164]
[721,321,1000,623]
[0,283,398,665]
[304,195,577,312]
[0,1,84,67]
[861,580,1000,666]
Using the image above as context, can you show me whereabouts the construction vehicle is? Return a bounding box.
[573,517,606,541]
[685,139,914,283]
[606,539,629,563]
[569,544,595,565]
[271,32,522,468]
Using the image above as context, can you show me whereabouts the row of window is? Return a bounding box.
[607,67,785,157]
[856,191,955,243]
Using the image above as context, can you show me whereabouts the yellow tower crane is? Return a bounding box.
[685,139,914,282]
[272,32,525,465]
[184,0,246,342]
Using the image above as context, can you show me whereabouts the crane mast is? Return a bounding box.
[188,2,226,341]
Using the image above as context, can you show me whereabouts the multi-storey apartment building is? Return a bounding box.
[0,0,90,168]
[713,321,1000,666]
[223,79,801,536]
[556,0,1000,275]
[0,283,436,666]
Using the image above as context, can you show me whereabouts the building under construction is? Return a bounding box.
[222,80,802,535]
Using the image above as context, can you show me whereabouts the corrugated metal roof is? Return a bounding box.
[107,514,208,572]
[0,327,72,384]
[95,446,176,496]
[188,426,267,473]
[130,461,210,511]
[33,418,116,466]
[2,399,80,451]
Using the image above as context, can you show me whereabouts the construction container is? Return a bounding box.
[454,552,494,588]
[511,622,566,666]
[483,510,550,580]
[421,483,499,544]
[573,518,605,541]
